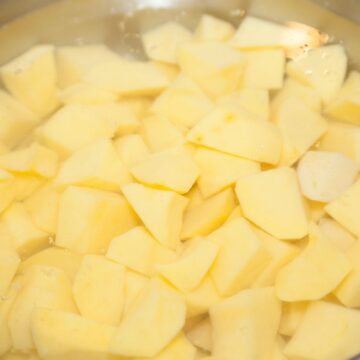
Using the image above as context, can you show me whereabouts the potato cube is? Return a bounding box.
[31,307,116,360]
[55,138,131,192]
[236,167,308,240]
[9,266,77,352]
[85,59,170,96]
[284,301,360,360]
[272,337,287,360]
[56,186,139,254]
[124,270,149,314]
[73,255,125,325]
[0,90,38,148]
[217,88,270,120]
[157,240,218,292]
[325,71,360,125]
[320,120,360,165]
[181,188,236,240]
[186,317,212,353]
[150,74,213,131]
[273,97,328,166]
[187,105,282,164]
[185,185,204,210]
[109,280,186,357]
[194,14,235,42]
[119,96,152,119]
[12,174,44,201]
[275,223,351,301]
[325,179,360,237]
[18,247,82,283]
[195,147,260,198]
[122,183,188,250]
[286,44,347,104]
[2,203,49,258]
[279,301,308,337]
[0,247,20,297]
[1,45,59,117]
[56,45,119,88]
[243,49,285,89]
[142,22,192,64]
[210,287,281,360]
[131,146,199,194]
[209,218,270,296]
[0,169,15,214]
[177,42,246,98]
[141,115,185,152]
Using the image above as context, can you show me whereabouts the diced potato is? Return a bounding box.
[236,167,309,240]
[275,223,351,301]
[279,301,308,337]
[55,138,131,192]
[131,146,199,194]
[334,241,360,307]
[209,218,270,296]
[325,71,360,124]
[152,61,180,82]
[0,141,8,154]
[286,44,347,104]
[31,307,116,360]
[185,276,222,318]
[297,151,358,202]
[58,82,117,105]
[157,240,218,292]
[0,142,58,178]
[107,226,174,276]
[273,97,328,166]
[142,22,192,64]
[185,185,204,210]
[320,120,360,165]
[0,246,20,297]
[56,44,120,88]
[0,45,59,116]
[284,301,360,360]
[231,16,315,50]
[318,217,356,252]
[271,78,322,112]
[225,205,243,223]
[305,199,326,222]
[114,134,150,168]
[73,255,125,325]
[195,147,260,198]
[85,59,170,96]
[18,247,82,282]
[0,90,38,148]
[181,188,236,240]
[109,280,186,358]
[119,96,152,119]
[272,337,287,360]
[251,227,299,288]
[243,49,285,89]
[141,115,185,152]
[0,169,15,214]
[56,186,139,254]
[194,14,235,42]
[217,88,270,120]
[12,174,44,201]
[9,266,77,352]
[122,183,188,250]
[187,105,282,164]
[124,270,149,314]
[24,183,61,234]
[177,42,246,98]
[2,203,49,258]
[186,317,213,352]
[150,74,213,131]
[325,179,360,237]
[210,287,281,360]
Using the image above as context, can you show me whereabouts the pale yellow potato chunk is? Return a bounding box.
[178,42,246,98]
[142,22,192,64]
[284,301,360,360]
[0,246,20,297]
[275,223,351,301]
[186,317,212,352]
[12,174,44,202]
[123,270,149,314]
[279,301,308,337]
[210,287,281,360]
[209,218,270,297]
[31,307,116,360]
[73,255,125,326]
[0,169,15,214]
[56,186,139,254]
[122,183,188,250]
[194,14,235,42]
[236,167,309,240]
[187,105,282,164]
[0,45,59,116]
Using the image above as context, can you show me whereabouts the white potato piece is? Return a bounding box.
[297,151,358,202]
[194,14,235,42]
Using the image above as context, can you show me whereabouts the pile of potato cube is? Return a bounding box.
[0,13,360,360]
